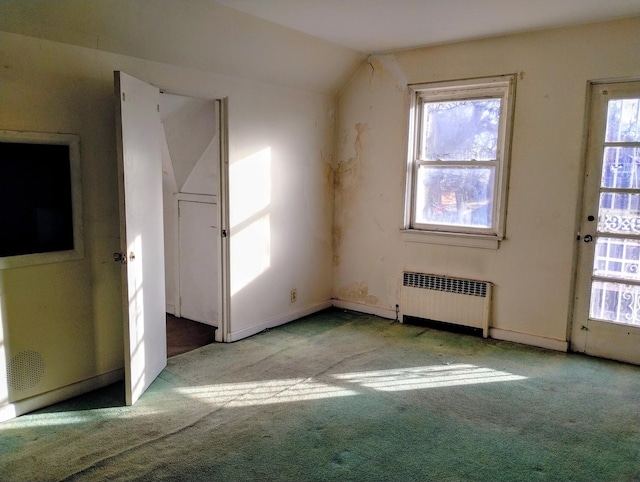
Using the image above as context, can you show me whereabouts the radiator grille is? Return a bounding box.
[403,272,488,297]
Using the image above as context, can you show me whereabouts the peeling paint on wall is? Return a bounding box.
[337,281,379,306]
[367,54,408,92]
[332,122,369,266]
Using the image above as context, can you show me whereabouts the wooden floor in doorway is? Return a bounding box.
[166,314,216,357]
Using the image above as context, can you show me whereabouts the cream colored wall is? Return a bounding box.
[0,31,334,406]
[333,18,640,347]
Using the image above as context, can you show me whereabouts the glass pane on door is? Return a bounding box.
[590,280,640,326]
[589,96,640,326]
[593,237,640,281]
[605,98,640,142]
[600,147,640,189]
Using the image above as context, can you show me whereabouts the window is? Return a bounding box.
[0,131,84,269]
[404,75,516,246]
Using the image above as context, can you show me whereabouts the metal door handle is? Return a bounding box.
[583,235,593,243]
[113,252,127,264]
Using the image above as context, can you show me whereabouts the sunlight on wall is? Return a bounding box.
[175,364,527,407]
[229,147,272,295]
[128,234,145,399]
[230,147,271,228]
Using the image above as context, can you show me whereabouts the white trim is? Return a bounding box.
[0,368,124,424]
[166,303,176,315]
[228,300,332,342]
[490,327,568,352]
[401,229,499,249]
[218,98,231,343]
[0,130,84,269]
[332,299,396,320]
[176,192,217,204]
[404,74,516,241]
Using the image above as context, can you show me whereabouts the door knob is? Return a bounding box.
[583,235,593,243]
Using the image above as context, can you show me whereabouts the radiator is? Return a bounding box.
[401,272,492,338]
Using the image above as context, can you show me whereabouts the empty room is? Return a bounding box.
[0,1,639,480]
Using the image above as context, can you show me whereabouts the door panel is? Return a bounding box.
[572,81,640,365]
[179,200,218,326]
[115,71,167,405]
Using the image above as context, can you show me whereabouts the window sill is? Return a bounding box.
[401,229,500,249]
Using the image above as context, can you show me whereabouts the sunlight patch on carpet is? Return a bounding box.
[174,364,526,407]
[333,364,527,391]
[175,378,357,407]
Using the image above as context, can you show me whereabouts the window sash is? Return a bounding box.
[405,75,515,239]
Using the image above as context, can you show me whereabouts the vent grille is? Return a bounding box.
[8,350,46,391]
[403,272,488,298]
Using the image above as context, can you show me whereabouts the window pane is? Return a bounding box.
[605,98,640,142]
[600,147,640,189]
[593,237,640,281]
[415,166,494,228]
[590,280,640,326]
[421,99,501,160]
[598,194,640,234]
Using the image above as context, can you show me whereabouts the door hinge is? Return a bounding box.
[122,92,126,102]
[222,229,228,238]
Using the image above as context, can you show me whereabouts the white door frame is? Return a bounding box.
[571,78,640,365]
[159,89,231,343]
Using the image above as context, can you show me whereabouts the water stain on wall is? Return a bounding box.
[332,122,369,266]
[367,54,408,93]
[337,281,379,306]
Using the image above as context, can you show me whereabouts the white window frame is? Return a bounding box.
[0,130,84,269]
[403,75,516,248]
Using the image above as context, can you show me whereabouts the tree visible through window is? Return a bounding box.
[405,76,516,239]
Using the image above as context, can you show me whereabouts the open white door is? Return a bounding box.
[115,71,167,405]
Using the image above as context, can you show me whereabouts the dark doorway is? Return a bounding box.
[166,314,215,357]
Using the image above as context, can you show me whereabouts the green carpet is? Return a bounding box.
[1,309,639,481]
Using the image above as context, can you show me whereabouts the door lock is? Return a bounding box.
[113,252,127,264]
[583,235,593,243]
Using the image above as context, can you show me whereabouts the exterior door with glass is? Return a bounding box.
[572,80,640,365]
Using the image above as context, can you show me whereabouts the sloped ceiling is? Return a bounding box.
[213,0,640,53]
[0,0,363,94]
[1,1,639,93]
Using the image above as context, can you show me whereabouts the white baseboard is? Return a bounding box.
[331,300,568,352]
[332,299,397,320]
[490,328,568,352]
[228,300,333,342]
[166,304,176,315]
[0,368,124,424]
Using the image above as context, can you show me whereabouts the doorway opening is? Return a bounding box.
[160,92,225,356]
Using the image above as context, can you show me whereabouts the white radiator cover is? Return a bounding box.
[401,272,492,338]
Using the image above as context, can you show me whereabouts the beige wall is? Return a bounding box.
[0,31,335,408]
[333,17,640,347]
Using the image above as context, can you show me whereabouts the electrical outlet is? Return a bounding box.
[291,289,297,303]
